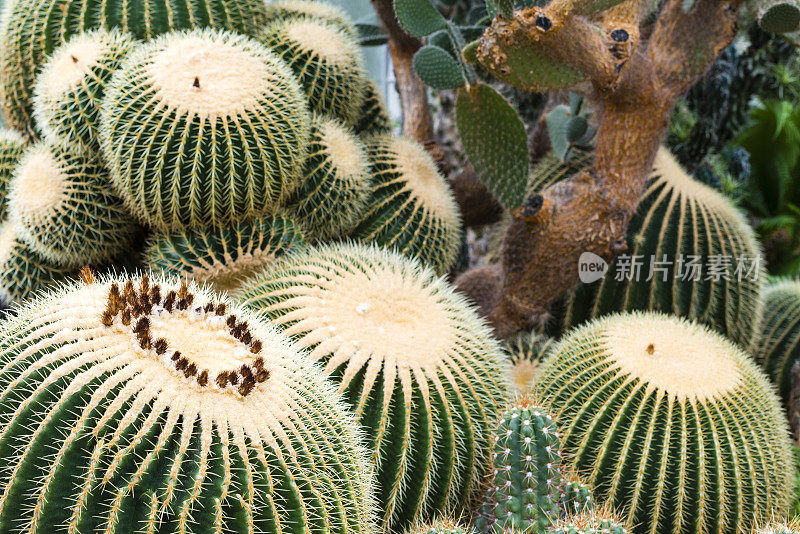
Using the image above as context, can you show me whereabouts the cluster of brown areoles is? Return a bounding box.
[101,274,268,396]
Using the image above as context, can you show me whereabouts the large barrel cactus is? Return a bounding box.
[352,135,462,275]
[0,274,376,533]
[238,243,509,532]
[752,278,800,404]
[0,0,267,132]
[564,147,764,346]
[536,312,794,534]
[8,142,137,268]
[145,213,307,294]
[100,28,310,230]
[263,0,357,37]
[354,80,393,136]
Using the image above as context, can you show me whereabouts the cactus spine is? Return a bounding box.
[752,278,800,404]
[352,135,462,275]
[286,115,370,240]
[100,28,310,230]
[536,312,794,534]
[0,129,27,218]
[407,519,477,534]
[0,0,268,131]
[505,332,554,395]
[261,18,367,124]
[475,396,562,534]
[8,142,137,267]
[565,147,764,347]
[755,518,800,534]
[145,213,307,294]
[0,274,376,533]
[33,29,136,151]
[238,243,509,532]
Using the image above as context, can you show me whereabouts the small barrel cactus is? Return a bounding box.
[564,147,764,347]
[263,0,357,37]
[752,278,800,404]
[32,29,136,151]
[551,509,627,534]
[0,274,377,533]
[145,213,307,294]
[407,519,476,534]
[285,115,370,240]
[475,396,562,534]
[354,80,393,135]
[351,135,462,275]
[0,0,267,131]
[504,332,554,395]
[8,142,137,267]
[0,220,75,303]
[536,312,794,534]
[559,474,593,517]
[0,128,27,217]
[237,243,509,532]
[261,18,366,124]
[100,28,310,230]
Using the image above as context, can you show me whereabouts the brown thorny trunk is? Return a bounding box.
[372,0,740,337]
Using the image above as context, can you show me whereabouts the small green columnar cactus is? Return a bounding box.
[351,135,462,275]
[751,278,800,404]
[238,243,509,532]
[263,0,358,38]
[0,128,27,217]
[8,141,137,268]
[0,274,377,533]
[475,396,562,534]
[536,312,794,534]
[33,29,136,151]
[145,213,307,294]
[261,18,367,124]
[0,220,75,303]
[559,475,593,517]
[504,332,554,395]
[286,115,370,240]
[101,29,310,230]
[0,0,267,131]
[565,147,764,347]
[551,509,627,534]
[354,80,393,135]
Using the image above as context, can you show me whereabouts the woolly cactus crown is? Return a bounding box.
[238,243,509,531]
[0,274,376,533]
[101,28,310,230]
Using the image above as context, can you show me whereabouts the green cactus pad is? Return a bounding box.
[504,332,554,395]
[286,115,370,240]
[33,29,136,151]
[456,83,530,210]
[475,396,562,533]
[564,148,764,347]
[264,0,357,38]
[145,213,307,295]
[8,142,137,268]
[393,0,447,37]
[537,312,794,534]
[758,0,800,33]
[752,278,800,404]
[0,0,267,132]
[414,45,466,90]
[354,80,392,135]
[262,18,367,125]
[0,220,76,303]
[0,274,377,533]
[551,510,626,534]
[101,29,310,230]
[0,128,27,218]
[238,243,509,532]
[351,135,462,275]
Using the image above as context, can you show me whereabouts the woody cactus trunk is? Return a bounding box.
[374,0,748,337]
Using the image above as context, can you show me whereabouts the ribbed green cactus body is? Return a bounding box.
[354,80,392,135]
[0,0,267,131]
[476,399,561,534]
[0,220,75,303]
[263,0,357,38]
[752,279,800,404]
[33,29,136,151]
[286,115,370,240]
[238,244,509,532]
[536,312,794,534]
[100,29,310,230]
[145,213,307,294]
[0,275,376,534]
[8,142,137,268]
[0,129,27,218]
[560,477,593,517]
[505,332,554,395]
[261,18,366,124]
[351,135,462,275]
[564,148,763,347]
